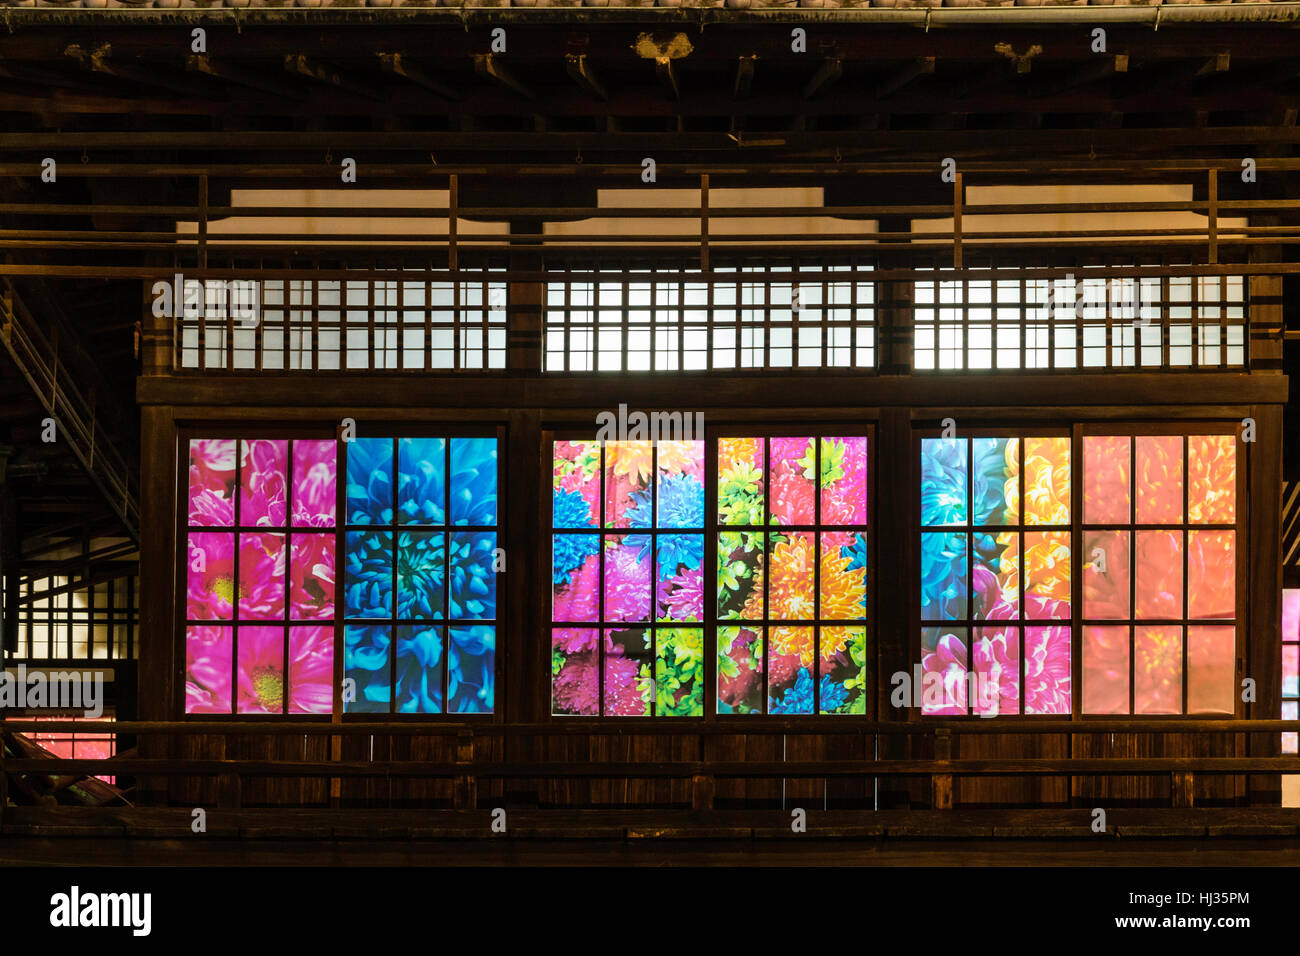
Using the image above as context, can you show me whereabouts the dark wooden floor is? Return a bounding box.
[4,807,1299,866]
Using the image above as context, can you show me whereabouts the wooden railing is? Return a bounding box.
[3,718,1296,825]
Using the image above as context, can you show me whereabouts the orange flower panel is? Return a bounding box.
[1135,435,1183,524]
[1022,437,1071,526]
[1187,625,1234,715]
[1135,531,1183,620]
[1135,625,1183,715]
[1187,435,1235,524]
[1082,530,1130,620]
[1083,625,1130,715]
[1187,530,1235,619]
[767,532,816,620]
[1083,436,1130,525]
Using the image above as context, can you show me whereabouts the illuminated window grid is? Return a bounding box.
[27,713,117,785]
[177,268,507,371]
[715,432,870,716]
[551,439,707,717]
[10,575,137,661]
[913,268,1246,372]
[1080,430,1240,716]
[918,433,1072,717]
[544,259,876,373]
[1283,589,1298,753]
[342,436,500,716]
[184,438,337,716]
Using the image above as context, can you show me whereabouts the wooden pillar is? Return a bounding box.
[931,728,953,810]
[507,218,544,376]
[876,406,914,807]
[1247,403,1284,805]
[135,404,177,806]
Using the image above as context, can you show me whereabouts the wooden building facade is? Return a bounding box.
[2,2,1299,856]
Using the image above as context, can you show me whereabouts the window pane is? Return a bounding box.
[1083,625,1129,715]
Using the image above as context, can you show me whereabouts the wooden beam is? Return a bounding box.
[186,55,304,100]
[474,54,536,101]
[733,54,756,100]
[377,53,462,102]
[803,57,842,99]
[1196,52,1232,78]
[64,43,210,99]
[564,53,607,102]
[283,54,382,101]
[875,57,934,99]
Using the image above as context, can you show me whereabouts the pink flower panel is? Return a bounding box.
[820,436,867,525]
[552,628,600,716]
[972,626,1019,716]
[238,532,286,620]
[187,532,235,620]
[768,436,815,525]
[185,625,233,714]
[240,440,287,527]
[290,533,335,620]
[292,439,337,527]
[921,627,968,716]
[288,625,335,715]
[1024,625,1071,715]
[237,626,286,714]
[188,439,237,526]
[603,536,651,624]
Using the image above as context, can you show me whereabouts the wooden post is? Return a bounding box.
[1171,771,1195,808]
[932,728,953,810]
[692,733,715,811]
[454,729,477,809]
[1207,169,1218,265]
[952,172,963,269]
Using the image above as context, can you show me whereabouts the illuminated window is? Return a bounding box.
[182,434,499,716]
[551,439,706,716]
[716,435,869,715]
[913,271,1245,372]
[1081,433,1238,715]
[550,433,868,717]
[919,435,1072,716]
[184,439,337,715]
[1284,589,1298,753]
[27,714,117,785]
[545,261,875,373]
[343,437,499,714]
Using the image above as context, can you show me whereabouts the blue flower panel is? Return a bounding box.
[921,438,968,527]
[449,531,497,620]
[344,530,393,618]
[396,624,444,713]
[449,437,498,526]
[397,437,446,525]
[449,625,495,713]
[397,530,446,620]
[346,438,394,525]
[344,624,391,714]
[921,531,969,621]
[973,437,1017,526]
